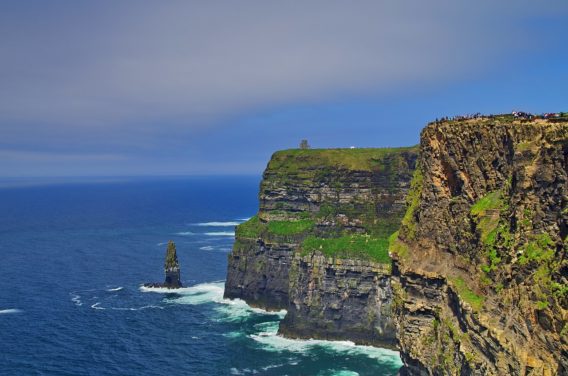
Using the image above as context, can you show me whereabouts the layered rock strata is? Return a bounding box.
[224,147,417,345]
[390,116,567,375]
[279,253,396,347]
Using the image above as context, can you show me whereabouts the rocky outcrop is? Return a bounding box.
[224,238,292,310]
[279,253,396,347]
[145,240,182,289]
[224,147,418,345]
[391,116,568,375]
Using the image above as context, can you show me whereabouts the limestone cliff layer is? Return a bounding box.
[391,116,567,375]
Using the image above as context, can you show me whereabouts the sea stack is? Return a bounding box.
[145,240,182,289]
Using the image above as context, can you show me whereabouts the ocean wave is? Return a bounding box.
[199,246,215,251]
[230,368,258,375]
[70,293,83,306]
[110,305,164,311]
[237,217,252,221]
[107,287,124,292]
[91,302,105,310]
[175,231,194,236]
[0,308,22,314]
[195,221,240,227]
[204,231,235,236]
[249,322,402,365]
[139,285,204,294]
[146,281,287,321]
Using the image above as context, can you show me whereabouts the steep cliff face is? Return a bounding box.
[391,116,568,375]
[224,237,291,310]
[224,147,417,344]
[279,253,396,347]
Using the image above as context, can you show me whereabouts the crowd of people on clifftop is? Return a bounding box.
[511,111,564,119]
[434,112,483,123]
[432,111,566,124]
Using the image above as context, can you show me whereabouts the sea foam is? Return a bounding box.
[0,308,22,314]
[142,281,286,321]
[249,321,402,365]
[204,231,235,236]
[195,221,240,227]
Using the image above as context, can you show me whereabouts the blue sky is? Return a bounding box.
[1,1,567,177]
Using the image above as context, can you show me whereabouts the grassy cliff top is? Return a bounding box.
[266,147,418,173]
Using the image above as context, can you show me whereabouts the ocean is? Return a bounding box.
[0,176,402,375]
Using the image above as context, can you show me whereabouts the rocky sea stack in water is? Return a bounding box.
[145,240,182,289]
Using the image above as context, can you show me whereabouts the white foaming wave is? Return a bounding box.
[195,221,240,227]
[223,331,243,339]
[329,371,360,376]
[139,286,198,294]
[107,287,123,292]
[91,302,105,310]
[110,305,164,311]
[147,281,287,321]
[237,217,252,221]
[199,246,215,251]
[249,323,402,365]
[204,231,235,236]
[214,297,286,322]
[0,308,22,314]
[176,231,194,236]
[230,368,258,375]
[70,293,83,306]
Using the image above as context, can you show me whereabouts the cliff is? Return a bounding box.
[224,147,418,346]
[224,115,567,375]
[391,116,568,375]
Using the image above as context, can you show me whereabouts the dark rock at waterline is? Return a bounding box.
[144,241,182,289]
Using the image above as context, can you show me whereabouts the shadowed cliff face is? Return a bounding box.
[391,117,567,375]
[224,147,417,345]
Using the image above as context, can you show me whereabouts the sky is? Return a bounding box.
[1,1,567,177]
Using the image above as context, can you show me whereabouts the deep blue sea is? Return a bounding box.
[0,177,402,375]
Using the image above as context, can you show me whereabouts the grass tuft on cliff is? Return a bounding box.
[301,234,391,264]
[267,219,314,235]
[235,215,264,238]
[236,216,315,238]
[449,277,484,311]
[400,166,423,241]
[388,230,409,258]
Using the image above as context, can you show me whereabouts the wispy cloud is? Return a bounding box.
[0,0,567,175]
